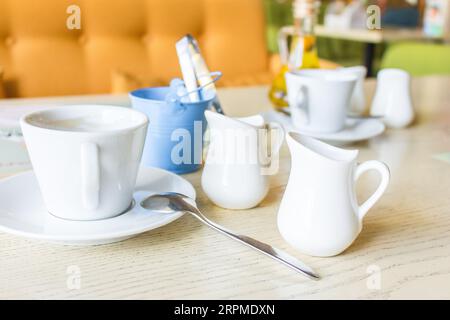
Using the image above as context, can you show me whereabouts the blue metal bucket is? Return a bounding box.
[129,80,217,174]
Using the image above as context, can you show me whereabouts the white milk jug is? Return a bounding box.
[278,133,390,257]
[202,111,284,209]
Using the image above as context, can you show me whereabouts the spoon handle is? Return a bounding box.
[188,210,320,280]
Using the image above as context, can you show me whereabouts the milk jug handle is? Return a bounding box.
[260,122,284,175]
[267,122,285,157]
[354,160,390,221]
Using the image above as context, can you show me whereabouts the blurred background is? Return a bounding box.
[265,0,448,73]
[0,0,449,99]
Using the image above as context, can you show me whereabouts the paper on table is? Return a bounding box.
[0,105,59,128]
[0,139,30,176]
[176,36,200,102]
[433,152,450,165]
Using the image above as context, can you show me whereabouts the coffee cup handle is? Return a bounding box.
[354,160,390,221]
[294,85,309,124]
[81,142,100,210]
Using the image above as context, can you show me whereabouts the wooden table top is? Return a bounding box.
[0,76,449,299]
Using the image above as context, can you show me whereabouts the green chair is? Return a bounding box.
[381,42,450,76]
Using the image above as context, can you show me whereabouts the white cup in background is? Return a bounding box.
[285,69,357,133]
[20,105,148,221]
[371,68,414,128]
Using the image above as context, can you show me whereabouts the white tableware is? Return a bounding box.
[262,110,385,145]
[340,66,367,115]
[20,105,148,221]
[371,68,414,128]
[202,111,284,210]
[285,69,357,133]
[0,167,195,245]
[278,133,390,257]
[296,118,385,145]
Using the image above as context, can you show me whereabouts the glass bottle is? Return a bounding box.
[269,0,320,108]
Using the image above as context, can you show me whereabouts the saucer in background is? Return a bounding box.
[262,110,385,145]
[295,118,385,145]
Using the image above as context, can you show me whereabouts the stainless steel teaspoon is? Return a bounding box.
[141,192,320,280]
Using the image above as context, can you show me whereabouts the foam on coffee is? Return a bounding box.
[24,106,147,132]
[28,116,124,132]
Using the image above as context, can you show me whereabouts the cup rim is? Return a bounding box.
[339,65,367,77]
[377,68,410,79]
[20,105,148,135]
[129,86,216,105]
[129,86,169,103]
[287,69,358,83]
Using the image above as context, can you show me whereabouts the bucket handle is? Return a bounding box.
[178,71,222,104]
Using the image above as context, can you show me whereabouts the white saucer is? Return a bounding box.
[262,110,385,145]
[0,167,196,246]
[294,118,385,144]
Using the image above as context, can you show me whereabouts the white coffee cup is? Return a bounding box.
[371,68,414,128]
[20,105,148,221]
[285,69,357,133]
